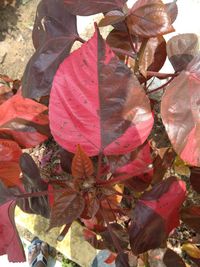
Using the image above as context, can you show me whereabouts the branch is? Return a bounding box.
[147,76,175,95]
[147,71,178,79]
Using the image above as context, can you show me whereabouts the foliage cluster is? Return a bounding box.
[1,0,200,266]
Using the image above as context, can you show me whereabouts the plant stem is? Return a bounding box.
[96,152,103,181]
[97,174,132,186]
[147,71,178,79]
[112,47,136,59]
[14,188,68,199]
[147,76,175,95]
[76,36,86,43]
[134,38,149,73]
[125,21,137,53]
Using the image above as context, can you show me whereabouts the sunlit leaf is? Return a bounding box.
[182,243,200,259]
[167,33,199,71]
[0,201,26,262]
[127,0,174,38]
[0,93,49,148]
[72,145,94,179]
[161,55,200,166]
[49,27,153,156]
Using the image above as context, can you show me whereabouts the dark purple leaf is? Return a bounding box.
[181,205,200,234]
[19,153,50,218]
[129,177,186,254]
[190,167,200,193]
[22,0,78,101]
[59,148,74,174]
[115,252,132,267]
[64,0,127,16]
[0,181,16,205]
[49,191,85,229]
[167,33,199,71]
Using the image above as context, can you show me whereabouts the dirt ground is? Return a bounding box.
[0,0,40,79]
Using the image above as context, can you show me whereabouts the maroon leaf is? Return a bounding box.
[22,0,78,101]
[49,191,85,229]
[127,0,174,38]
[59,148,74,174]
[106,29,166,75]
[63,0,127,16]
[181,205,200,234]
[161,56,200,166]
[0,93,49,148]
[115,252,137,267]
[49,27,153,156]
[129,177,186,254]
[167,33,199,71]
[163,248,186,266]
[165,0,178,24]
[99,11,126,27]
[0,181,16,205]
[0,201,26,262]
[19,153,50,218]
[148,248,186,267]
[190,167,200,193]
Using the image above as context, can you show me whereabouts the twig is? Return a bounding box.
[147,76,175,95]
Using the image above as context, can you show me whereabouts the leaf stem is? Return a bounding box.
[14,189,68,199]
[96,152,103,181]
[76,36,86,44]
[147,71,178,79]
[125,21,137,53]
[147,76,175,95]
[112,47,136,59]
[134,38,149,73]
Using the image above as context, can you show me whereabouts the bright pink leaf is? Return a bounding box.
[49,28,153,156]
[161,55,200,166]
[0,92,50,148]
[0,201,26,262]
[130,177,186,254]
[113,143,153,177]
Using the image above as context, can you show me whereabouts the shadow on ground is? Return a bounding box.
[0,0,21,41]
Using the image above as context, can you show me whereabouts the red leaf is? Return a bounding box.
[63,0,127,16]
[161,55,200,166]
[127,0,174,38]
[49,27,153,156]
[104,252,117,264]
[113,142,153,178]
[0,201,26,262]
[0,162,21,187]
[0,139,21,162]
[129,177,186,254]
[167,33,199,71]
[49,191,85,229]
[0,93,49,148]
[72,145,94,179]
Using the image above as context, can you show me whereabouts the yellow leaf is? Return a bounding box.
[182,243,200,259]
[72,144,94,179]
[174,156,190,176]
